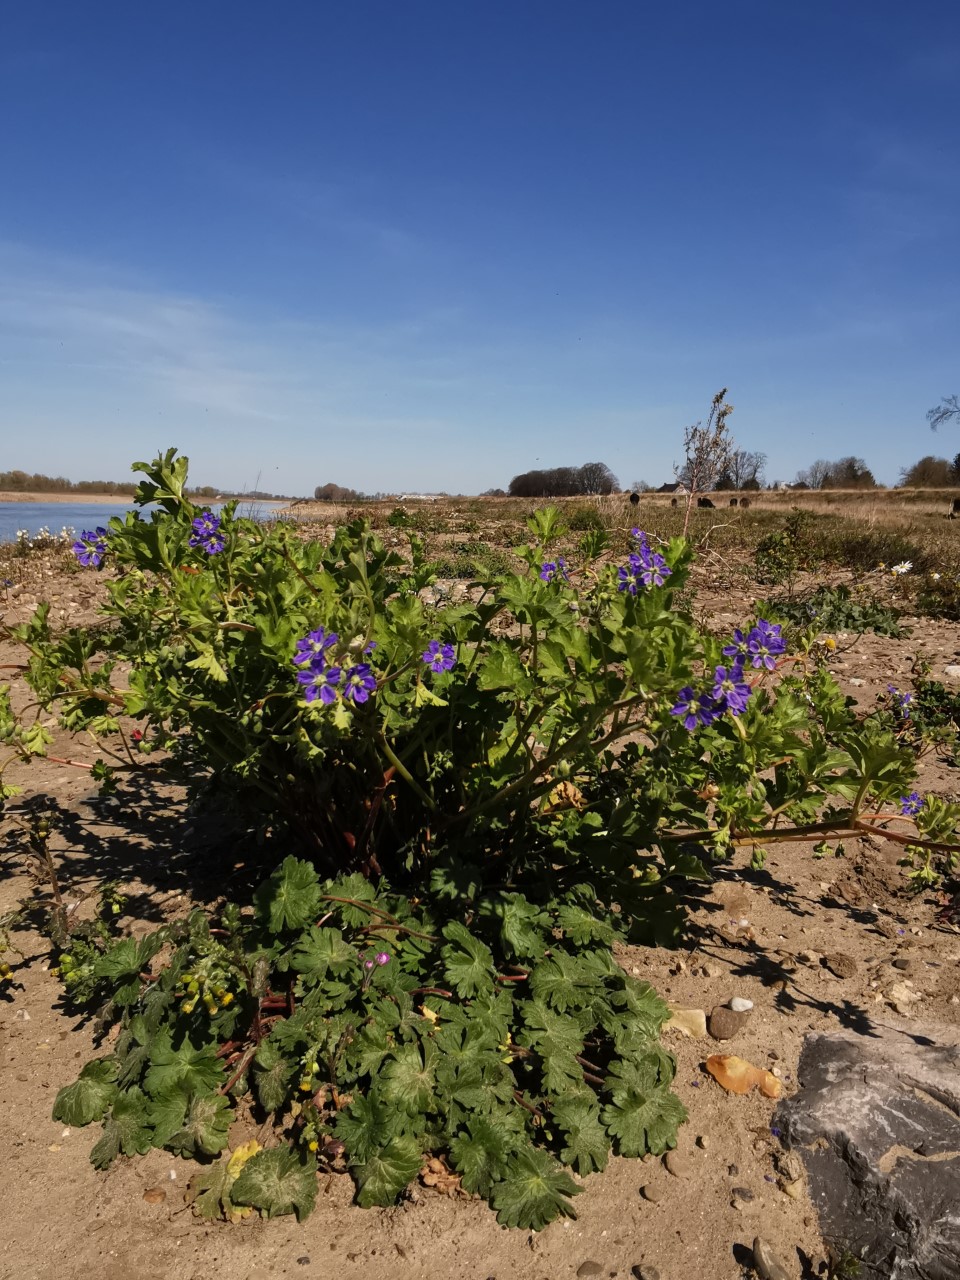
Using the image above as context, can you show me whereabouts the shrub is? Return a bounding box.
[4,449,948,1227]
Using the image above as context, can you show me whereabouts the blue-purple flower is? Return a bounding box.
[343,663,377,704]
[887,685,912,720]
[540,557,569,583]
[710,662,752,716]
[296,664,342,704]
[188,510,226,555]
[618,542,671,593]
[746,620,786,670]
[72,527,109,568]
[422,640,456,673]
[670,686,722,731]
[900,791,923,817]
[293,627,339,667]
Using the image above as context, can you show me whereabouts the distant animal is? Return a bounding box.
[729,497,738,507]
[739,496,751,509]
[951,498,960,519]
[629,492,640,507]
[670,497,678,508]
[697,497,716,509]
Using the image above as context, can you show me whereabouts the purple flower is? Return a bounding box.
[540,557,569,583]
[900,791,923,817]
[422,640,456,673]
[343,663,377,704]
[618,545,671,593]
[296,663,342,704]
[72,527,108,568]
[670,686,722,731]
[631,527,649,548]
[710,662,752,717]
[188,510,226,555]
[375,951,390,966]
[887,685,912,720]
[745,620,786,671]
[722,629,749,664]
[293,627,339,667]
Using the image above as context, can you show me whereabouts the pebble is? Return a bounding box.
[701,962,722,978]
[664,1150,689,1178]
[731,1186,755,1202]
[752,1237,793,1280]
[849,677,866,687]
[944,665,960,679]
[632,1268,661,1280]
[142,1188,167,1205]
[796,950,820,966]
[14,1010,31,1022]
[664,1007,707,1038]
[577,1262,603,1277]
[708,1005,751,1040]
[782,1178,804,1199]
[640,1184,663,1203]
[728,996,753,1012]
[892,957,912,972]
[696,1134,710,1149]
[825,953,857,979]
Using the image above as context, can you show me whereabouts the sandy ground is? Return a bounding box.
[1,554,958,1280]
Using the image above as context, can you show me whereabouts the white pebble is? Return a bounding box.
[728,997,754,1013]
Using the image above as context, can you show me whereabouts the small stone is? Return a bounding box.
[728,1163,739,1176]
[892,957,912,972]
[781,1178,804,1199]
[753,1238,792,1280]
[796,950,820,966]
[708,1005,751,1040]
[632,1268,661,1280]
[143,1187,166,1205]
[14,1010,31,1022]
[696,1134,710,1149]
[701,962,722,978]
[944,665,960,679]
[732,1185,755,1202]
[640,1184,663,1203]
[729,996,753,1012]
[663,1150,688,1178]
[577,1262,603,1278]
[825,953,857,979]
[849,677,866,687]
[664,1007,707,1038]
[296,1259,310,1267]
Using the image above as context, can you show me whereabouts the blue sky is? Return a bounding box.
[1,2,958,494]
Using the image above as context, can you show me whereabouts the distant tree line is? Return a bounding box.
[793,457,877,489]
[0,469,225,498]
[507,462,618,498]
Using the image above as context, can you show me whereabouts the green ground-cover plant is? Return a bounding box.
[51,858,682,1226]
[5,448,960,1226]
[762,584,903,638]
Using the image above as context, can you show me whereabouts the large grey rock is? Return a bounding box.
[775,1025,960,1280]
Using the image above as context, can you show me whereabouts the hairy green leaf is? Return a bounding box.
[52,1058,118,1128]
[352,1135,423,1208]
[441,921,495,998]
[232,1146,318,1220]
[254,856,322,933]
[491,1146,581,1229]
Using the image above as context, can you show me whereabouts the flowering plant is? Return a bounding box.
[9,448,958,1228]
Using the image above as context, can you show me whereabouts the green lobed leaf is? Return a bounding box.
[552,1093,610,1175]
[491,1146,582,1229]
[52,1058,118,1128]
[601,1085,687,1157]
[254,856,322,933]
[143,1029,226,1097]
[449,1118,514,1196]
[90,1088,153,1169]
[441,921,495,998]
[380,1041,438,1116]
[252,1039,296,1114]
[289,926,357,981]
[352,1134,423,1208]
[165,1090,233,1158]
[232,1146,319,1221]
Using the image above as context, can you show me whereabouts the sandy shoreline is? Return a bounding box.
[0,490,138,504]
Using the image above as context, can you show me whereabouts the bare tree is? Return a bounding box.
[675,389,734,536]
[928,395,960,431]
[795,459,831,490]
[728,449,766,490]
[899,456,954,487]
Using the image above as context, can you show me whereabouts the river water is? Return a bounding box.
[0,500,290,545]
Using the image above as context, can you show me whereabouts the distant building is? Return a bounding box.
[656,482,687,494]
